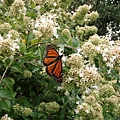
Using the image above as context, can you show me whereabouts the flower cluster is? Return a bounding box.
[74,96,103,120]
[1,114,13,120]
[13,104,33,116]
[64,53,102,92]
[100,44,120,69]
[74,79,120,119]
[81,34,120,70]
[77,66,102,92]
[0,35,19,57]
[85,11,99,23]
[72,5,99,25]
[82,42,97,63]
[33,13,59,38]
[76,26,98,37]
[61,28,71,39]
[72,4,90,23]
[8,30,20,40]
[0,23,12,34]
[23,16,35,32]
[99,84,115,98]
[66,53,84,69]
[23,70,32,79]
[10,0,26,16]
[37,101,60,115]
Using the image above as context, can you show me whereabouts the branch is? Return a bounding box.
[0,58,15,84]
[26,42,48,50]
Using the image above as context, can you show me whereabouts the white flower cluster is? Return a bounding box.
[0,35,19,57]
[33,13,59,39]
[82,34,120,70]
[10,0,26,16]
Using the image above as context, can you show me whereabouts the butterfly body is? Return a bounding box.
[43,45,63,84]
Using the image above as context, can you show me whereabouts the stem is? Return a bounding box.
[0,58,15,84]
[26,42,48,50]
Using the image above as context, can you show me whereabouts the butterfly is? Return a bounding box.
[43,45,63,84]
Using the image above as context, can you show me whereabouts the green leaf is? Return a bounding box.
[11,66,22,73]
[0,100,11,111]
[32,67,39,73]
[3,78,15,86]
[30,38,39,45]
[26,12,37,19]
[72,37,79,47]
[30,4,36,9]
[24,52,36,59]
[0,88,16,100]
[3,78,15,91]
[20,42,26,54]
[19,97,31,107]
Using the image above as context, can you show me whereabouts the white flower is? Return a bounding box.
[85,87,91,93]
[79,71,84,77]
[85,110,90,113]
[77,47,82,53]
[74,109,79,114]
[64,90,69,96]
[91,85,99,90]
[62,55,67,62]
[76,101,80,105]
[0,35,3,41]
[57,86,63,91]
[109,41,114,46]
[104,48,109,52]
[35,20,40,28]
[7,34,12,39]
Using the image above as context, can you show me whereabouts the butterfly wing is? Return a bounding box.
[43,45,59,66]
[43,45,63,83]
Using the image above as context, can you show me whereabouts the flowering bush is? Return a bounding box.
[0,0,119,120]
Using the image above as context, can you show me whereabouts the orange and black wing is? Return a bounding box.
[43,45,59,66]
[43,45,63,83]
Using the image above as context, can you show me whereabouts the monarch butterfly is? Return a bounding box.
[43,45,63,84]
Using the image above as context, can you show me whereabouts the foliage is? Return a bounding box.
[0,0,120,120]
